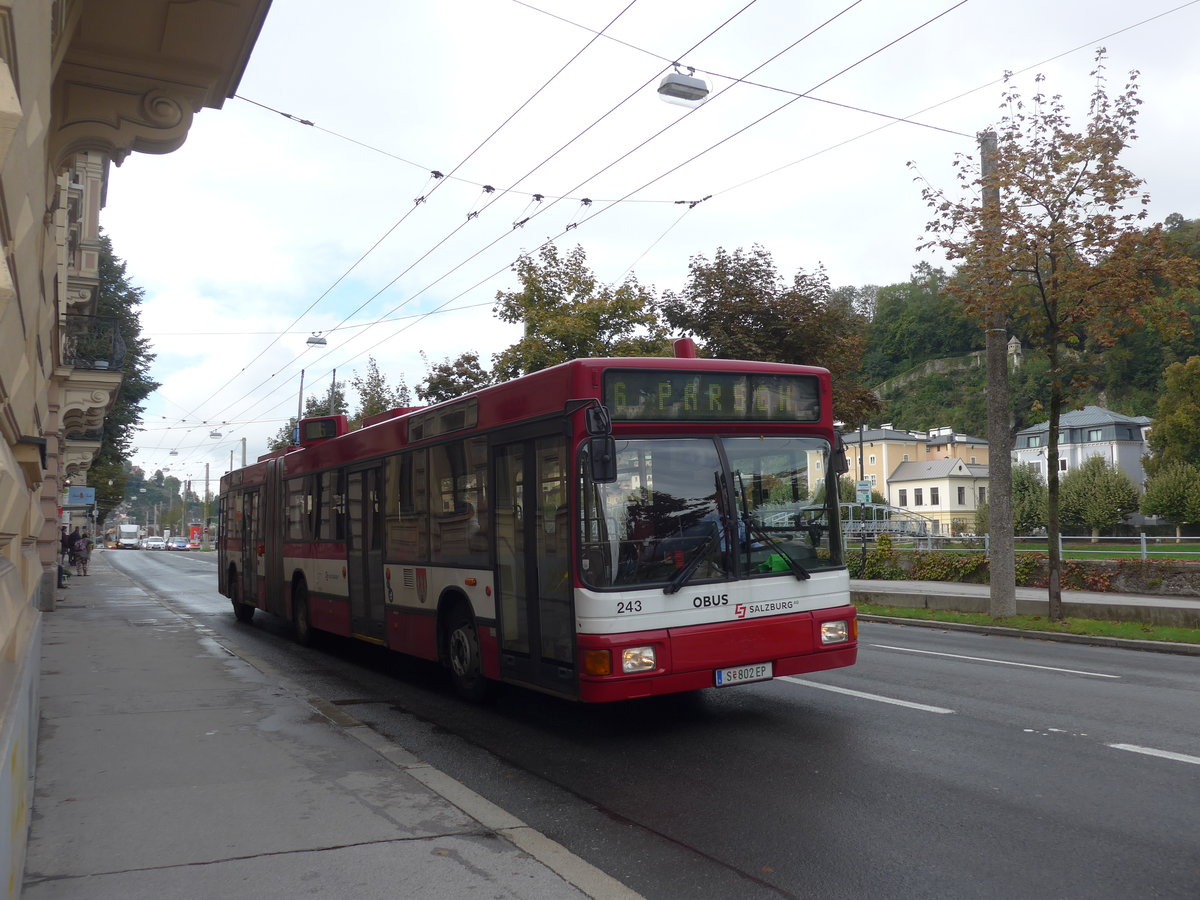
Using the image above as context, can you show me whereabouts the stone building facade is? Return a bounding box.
[0,2,271,892]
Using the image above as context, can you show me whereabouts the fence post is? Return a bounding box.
[1140,533,1147,561]
[1058,532,1063,559]
[984,533,990,558]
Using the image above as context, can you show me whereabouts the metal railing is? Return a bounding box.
[62,314,126,371]
[889,533,1200,561]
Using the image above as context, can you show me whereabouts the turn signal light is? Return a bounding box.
[584,649,612,676]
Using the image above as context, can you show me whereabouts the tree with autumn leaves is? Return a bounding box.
[915,53,1199,619]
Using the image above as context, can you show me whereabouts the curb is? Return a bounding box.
[118,565,646,900]
[858,614,1200,656]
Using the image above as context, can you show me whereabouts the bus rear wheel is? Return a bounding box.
[231,572,254,623]
[447,611,492,702]
[293,581,314,647]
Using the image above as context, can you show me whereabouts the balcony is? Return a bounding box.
[59,315,126,479]
[62,314,127,371]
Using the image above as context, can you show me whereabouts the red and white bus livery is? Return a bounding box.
[218,349,857,702]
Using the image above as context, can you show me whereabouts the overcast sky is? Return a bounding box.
[100,0,1200,487]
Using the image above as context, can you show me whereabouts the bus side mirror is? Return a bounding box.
[588,436,617,483]
[834,434,850,474]
[584,405,612,436]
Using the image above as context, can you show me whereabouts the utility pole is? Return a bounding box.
[203,462,210,550]
[980,130,1016,617]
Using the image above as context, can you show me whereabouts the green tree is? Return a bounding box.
[1059,456,1139,540]
[88,234,160,525]
[1011,462,1047,535]
[1144,356,1200,477]
[662,245,878,426]
[350,356,411,428]
[862,264,982,384]
[915,54,1198,617]
[416,351,493,403]
[492,244,669,379]
[1140,460,1200,541]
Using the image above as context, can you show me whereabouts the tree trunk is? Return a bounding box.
[1046,353,1064,621]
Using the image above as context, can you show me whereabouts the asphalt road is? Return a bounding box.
[107,550,1200,900]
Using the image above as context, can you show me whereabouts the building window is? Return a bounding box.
[930,487,939,505]
[1059,459,1067,472]
[902,454,909,461]
[869,454,876,466]
[957,486,966,504]
[970,456,977,464]
[978,486,986,504]
[898,490,907,507]
[1088,428,1103,442]
[914,488,923,506]
[1027,435,1042,448]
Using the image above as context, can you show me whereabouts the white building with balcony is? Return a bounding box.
[1011,406,1152,489]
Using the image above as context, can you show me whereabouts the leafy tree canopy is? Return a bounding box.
[416,351,493,403]
[1144,355,1200,477]
[1059,456,1140,538]
[492,244,670,380]
[661,245,878,426]
[349,356,412,428]
[89,233,160,525]
[1140,460,1200,539]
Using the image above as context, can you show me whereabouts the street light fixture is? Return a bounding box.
[306,333,327,346]
[657,65,709,107]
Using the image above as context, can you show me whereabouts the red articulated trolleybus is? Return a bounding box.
[218,344,857,702]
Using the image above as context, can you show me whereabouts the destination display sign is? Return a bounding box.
[603,371,820,422]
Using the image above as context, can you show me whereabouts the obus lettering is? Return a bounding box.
[692,593,730,608]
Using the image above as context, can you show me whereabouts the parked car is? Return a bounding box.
[141,536,166,551]
[169,537,190,551]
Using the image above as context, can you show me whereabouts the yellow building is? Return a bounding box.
[0,3,271,892]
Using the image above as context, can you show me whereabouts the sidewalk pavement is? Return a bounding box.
[23,555,643,900]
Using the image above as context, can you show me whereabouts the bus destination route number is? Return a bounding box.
[714,661,773,687]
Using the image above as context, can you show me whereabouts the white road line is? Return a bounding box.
[1107,744,1200,766]
[869,644,1120,678]
[779,676,955,714]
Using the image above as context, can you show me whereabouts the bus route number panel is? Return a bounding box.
[604,371,820,422]
[714,661,774,687]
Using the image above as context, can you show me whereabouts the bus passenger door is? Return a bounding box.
[494,435,576,696]
[347,466,386,641]
[241,488,261,606]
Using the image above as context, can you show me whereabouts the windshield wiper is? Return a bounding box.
[663,529,718,595]
[743,517,810,581]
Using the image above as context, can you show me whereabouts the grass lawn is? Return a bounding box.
[854,601,1200,645]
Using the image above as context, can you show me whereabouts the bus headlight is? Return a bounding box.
[621,646,657,673]
[820,620,851,645]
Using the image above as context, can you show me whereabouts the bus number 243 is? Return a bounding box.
[617,600,643,615]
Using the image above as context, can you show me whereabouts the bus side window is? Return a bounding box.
[385,450,428,562]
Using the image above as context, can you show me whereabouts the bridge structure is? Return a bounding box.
[839,502,939,542]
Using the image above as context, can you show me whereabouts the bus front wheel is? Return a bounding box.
[447,611,491,702]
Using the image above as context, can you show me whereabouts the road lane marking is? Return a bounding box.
[869,644,1120,678]
[779,677,955,714]
[1107,744,1200,766]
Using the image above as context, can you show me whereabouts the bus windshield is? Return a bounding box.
[579,436,840,591]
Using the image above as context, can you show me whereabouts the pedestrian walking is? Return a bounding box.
[66,527,81,569]
[74,531,92,576]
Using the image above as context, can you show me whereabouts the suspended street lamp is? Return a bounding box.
[306,333,327,346]
[657,65,709,107]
